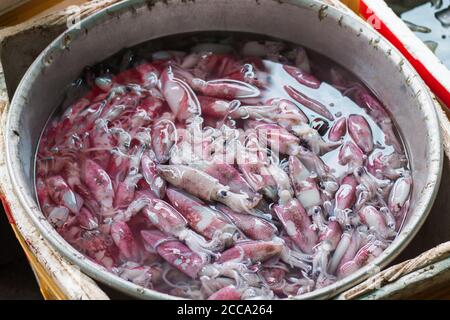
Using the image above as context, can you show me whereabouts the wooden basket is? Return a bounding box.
[0,0,449,299]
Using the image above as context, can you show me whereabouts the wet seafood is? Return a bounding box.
[36,35,411,300]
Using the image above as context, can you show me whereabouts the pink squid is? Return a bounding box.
[334,175,357,227]
[159,66,201,122]
[141,230,205,279]
[388,173,412,217]
[283,64,321,89]
[140,151,167,198]
[217,240,284,264]
[328,117,347,142]
[158,165,257,213]
[151,112,176,164]
[284,85,334,121]
[353,88,402,152]
[273,198,318,254]
[111,221,141,262]
[358,206,396,239]
[338,140,365,170]
[81,158,115,216]
[207,285,242,300]
[165,188,238,243]
[348,114,374,154]
[217,204,278,241]
[46,175,82,214]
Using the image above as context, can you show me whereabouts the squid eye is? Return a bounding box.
[110,147,119,154]
[318,181,325,190]
[310,117,329,136]
[218,190,228,198]
[356,167,364,176]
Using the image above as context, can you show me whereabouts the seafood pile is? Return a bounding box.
[36,37,412,300]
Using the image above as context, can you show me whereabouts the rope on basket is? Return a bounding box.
[340,241,450,299]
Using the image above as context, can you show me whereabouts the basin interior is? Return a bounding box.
[7,0,441,299]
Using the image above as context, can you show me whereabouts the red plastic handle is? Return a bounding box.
[358,0,450,109]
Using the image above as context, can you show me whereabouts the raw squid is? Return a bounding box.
[35,35,411,300]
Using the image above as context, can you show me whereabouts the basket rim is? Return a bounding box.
[3,0,444,300]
